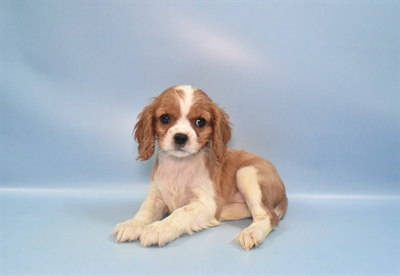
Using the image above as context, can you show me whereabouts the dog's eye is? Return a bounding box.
[160,115,171,124]
[195,118,206,128]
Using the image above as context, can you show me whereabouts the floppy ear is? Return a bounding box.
[133,101,156,161]
[212,106,232,164]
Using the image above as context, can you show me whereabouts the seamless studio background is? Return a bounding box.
[1,1,399,275]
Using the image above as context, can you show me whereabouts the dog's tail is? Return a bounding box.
[274,194,288,220]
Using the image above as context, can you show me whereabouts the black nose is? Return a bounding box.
[174,133,188,145]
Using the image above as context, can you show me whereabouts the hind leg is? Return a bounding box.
[235,166,277,250]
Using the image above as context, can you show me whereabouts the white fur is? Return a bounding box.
[175,85,195,116]
[235,166,273,251]
[115,151,219,246]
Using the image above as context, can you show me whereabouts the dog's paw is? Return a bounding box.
[114,219,147,243]
[235,226,266,251]
[140,221,180,247]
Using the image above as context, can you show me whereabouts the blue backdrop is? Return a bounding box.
[3,1,397,196]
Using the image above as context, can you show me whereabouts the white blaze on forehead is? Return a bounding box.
[174,85,195,115]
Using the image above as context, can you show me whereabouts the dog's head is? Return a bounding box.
[133,85,231,163]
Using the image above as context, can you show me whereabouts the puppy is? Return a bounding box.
[115,85,288,250]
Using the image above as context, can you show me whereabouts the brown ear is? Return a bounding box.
[133,101,156,161]
[212,106,232,164]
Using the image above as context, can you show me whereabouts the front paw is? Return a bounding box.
[235,226,266,251]
[140,221,180,247]
[114,219,147,243]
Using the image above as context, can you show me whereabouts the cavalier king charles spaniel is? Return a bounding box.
[115,85,288,250]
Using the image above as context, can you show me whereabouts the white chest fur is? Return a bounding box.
[154,152,213,212]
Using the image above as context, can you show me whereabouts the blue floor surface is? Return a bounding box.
[1,185,399,275]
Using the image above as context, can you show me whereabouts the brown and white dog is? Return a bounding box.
[114,85,288,250]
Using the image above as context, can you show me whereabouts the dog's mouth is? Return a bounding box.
[167,149,190,158]
[165,144,195,157]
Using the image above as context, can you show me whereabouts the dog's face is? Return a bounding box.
[134,85,231,162]
[154,87,213,158]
